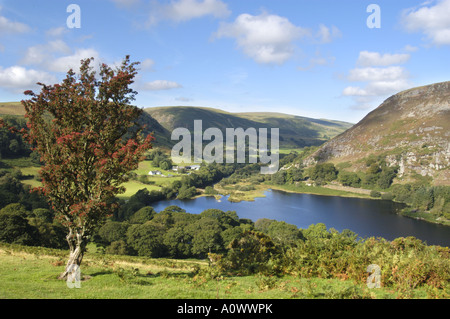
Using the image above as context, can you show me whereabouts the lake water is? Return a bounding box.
[151,189,450,247]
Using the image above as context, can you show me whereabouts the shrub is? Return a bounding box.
[106,240,130,255]
[338,171,361,188]
[310,163,338,182]
[219,230,279,275]
[370,190,381,198]
[129,206,156,224]
[204,186,217,195]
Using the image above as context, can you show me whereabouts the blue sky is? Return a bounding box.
[0,0,449,123]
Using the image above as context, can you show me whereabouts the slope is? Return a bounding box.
[305,81,450,186]
[144,106,353,149]
[0,102,172,149]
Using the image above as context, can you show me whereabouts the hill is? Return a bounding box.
[0,102,26,116]
[144,106,353,149]
[304,81,450,186]
[2,102,353,150]
[0,102,173,149]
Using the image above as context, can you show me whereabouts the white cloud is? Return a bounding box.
[0,9,30,34]
[22,42,99,73]
[342,50,412,109]
[165,0,230,22]
[403,44,419,52]
[21,39,101,74]
[141,80,182,91]
[45,27,68,37]
[140,58,155,71]
[298,52,336,71]
[215,12,309,64]
[343,66,411,98]
[342,49,413,108]
[49,48,100,73]
[402,0,450,45]
[316,24,342,43]
[347,66,408,84]
[342,86,368,97]
[0,66,56,92]
[21,40,72,66]
[148,0,230,26]
[357,51,410,67]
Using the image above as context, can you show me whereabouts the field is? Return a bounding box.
[0,243,429,299]
[0,102,26,116]
[3,157,183,199]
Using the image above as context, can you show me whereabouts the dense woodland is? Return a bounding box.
[0,116,33,159]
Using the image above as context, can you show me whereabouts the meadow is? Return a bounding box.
[0,243,431,299]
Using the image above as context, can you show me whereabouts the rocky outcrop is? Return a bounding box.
[305,81,450,185]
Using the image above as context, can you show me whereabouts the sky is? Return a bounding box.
[0,0,449,123]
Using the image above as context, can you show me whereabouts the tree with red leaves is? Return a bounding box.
[17,56,153,279]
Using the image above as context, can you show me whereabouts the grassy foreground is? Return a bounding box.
[0,244,438,299]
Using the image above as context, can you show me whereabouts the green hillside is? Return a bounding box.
[144,106,353,149]
[2,102,353,150]
[0,102,173,149]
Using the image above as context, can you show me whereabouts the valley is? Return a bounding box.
[1,81,449,300]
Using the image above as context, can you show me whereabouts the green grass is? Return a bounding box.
[145,106,353,149]
[0,243,417,299]
[0,157,40,168]
[213,183,268,202]
[117,181,161,198]
[0,157,183,199]
[133,160,179,176]
[0,102,25,116]
[279,148,303,155]
[268,183,371,199]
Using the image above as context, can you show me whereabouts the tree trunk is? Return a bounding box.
[58,228,87,280]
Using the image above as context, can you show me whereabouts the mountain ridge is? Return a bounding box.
[1,102,354,150]
[144,105,353,148]
[304,81,450,186]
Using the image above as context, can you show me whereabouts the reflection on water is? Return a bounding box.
[151,189,450,247]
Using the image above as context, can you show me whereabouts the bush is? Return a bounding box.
[219,230,279,275]
[129,206,156,224]
[370,190,381,198]
[106,240,130,255]
[204,186,218,195]
[338,171,361,188]
[126,222,167,257]
[0,205,38,245]
[177,185,197,200]
[310,163,338,182]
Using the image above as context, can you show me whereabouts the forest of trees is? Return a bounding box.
[0,116,33,159]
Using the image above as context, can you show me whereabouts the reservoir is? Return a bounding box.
[151,189,450,247]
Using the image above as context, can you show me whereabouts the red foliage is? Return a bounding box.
[19,56,153,236]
